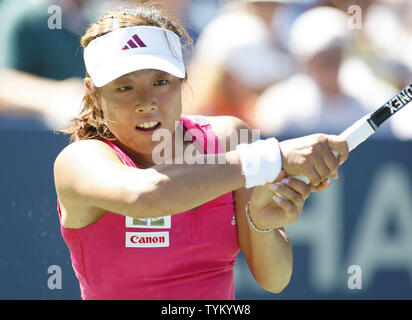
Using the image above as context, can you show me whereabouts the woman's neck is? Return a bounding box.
[113,140,156,168]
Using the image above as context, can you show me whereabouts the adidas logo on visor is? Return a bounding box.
[122,34,147,50]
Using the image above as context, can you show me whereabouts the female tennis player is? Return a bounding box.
[53,3,348,300]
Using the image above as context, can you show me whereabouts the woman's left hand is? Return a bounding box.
[248,170,320,230]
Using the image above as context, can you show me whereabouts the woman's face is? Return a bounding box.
[94,69,183,156]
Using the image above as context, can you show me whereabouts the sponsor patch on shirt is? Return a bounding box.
[125,231,170,248]
[125,215,171,229]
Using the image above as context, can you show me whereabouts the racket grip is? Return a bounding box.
[292,150,339,184]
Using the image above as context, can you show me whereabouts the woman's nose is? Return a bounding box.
[135,88,158,112]
[135,103,157,113]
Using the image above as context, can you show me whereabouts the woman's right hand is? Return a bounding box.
[248,172,312,230]
[279,134,349,187]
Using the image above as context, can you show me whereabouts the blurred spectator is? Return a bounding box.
[0,68,86,129]
[5,0,89,79]
[330,0,412,139]
[243,0,310,57]
[388,0,412,140]
[172,0,221,44]
[254,6,395,138]
[184,1,297,128]
[329,0,410,89]
[0,0,94,129]
[359,0,412,140]
[241,0,281,27]
[0,0,48,129]
[0,0,30,69]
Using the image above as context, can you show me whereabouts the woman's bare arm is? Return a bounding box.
[54,139,244,220]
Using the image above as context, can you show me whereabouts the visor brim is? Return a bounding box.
[89,54,185,87]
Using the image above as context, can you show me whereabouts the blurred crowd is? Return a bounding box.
[1,0,411,139]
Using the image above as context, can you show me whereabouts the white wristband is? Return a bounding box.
[236,137,282,188]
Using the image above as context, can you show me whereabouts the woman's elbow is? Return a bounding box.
[264,281,290,294]
[261,278,291,294]
[256,268,293,294]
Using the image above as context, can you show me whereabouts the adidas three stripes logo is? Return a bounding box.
[122,34,147,50]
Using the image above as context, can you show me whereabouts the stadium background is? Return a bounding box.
[1,0,412,299]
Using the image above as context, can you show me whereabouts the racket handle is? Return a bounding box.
[340,114,375,152]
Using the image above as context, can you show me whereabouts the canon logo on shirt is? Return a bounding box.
[125,232,169,248]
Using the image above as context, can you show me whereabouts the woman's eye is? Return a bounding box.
[154,79,168,86]
[117,86,133,92]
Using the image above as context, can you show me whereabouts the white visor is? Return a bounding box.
[84,26,186,87]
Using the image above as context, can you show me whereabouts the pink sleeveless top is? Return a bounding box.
[57,115,240,300]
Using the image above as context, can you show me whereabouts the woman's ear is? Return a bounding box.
[84,77,95,94]
[84,77,100,105]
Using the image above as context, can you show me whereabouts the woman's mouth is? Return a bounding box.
[135,121,161,133]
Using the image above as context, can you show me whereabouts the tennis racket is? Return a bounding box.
[294,82,412,184]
